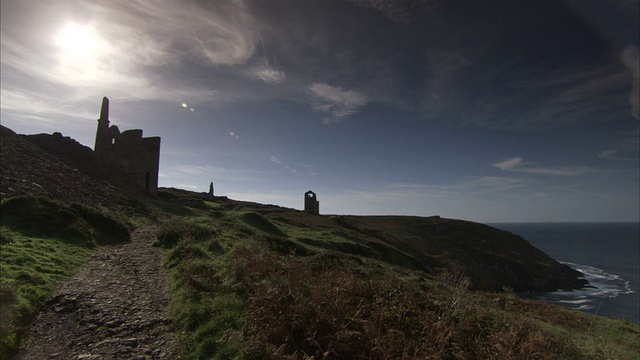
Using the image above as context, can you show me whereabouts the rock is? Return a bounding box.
[105,319,123,328]
[124,338,139,347]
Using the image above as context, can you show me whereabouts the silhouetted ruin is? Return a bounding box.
[304,190,319,215]
[94,97,161,194]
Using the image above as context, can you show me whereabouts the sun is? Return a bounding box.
[53,22,113,83]
[55,22,101,59]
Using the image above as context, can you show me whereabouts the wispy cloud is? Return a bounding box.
[107,0,258,67]
[385,176,527,196]
[420,46,631,131]
[0,89,93,119]
[597,149,639,162]
[0,0,257,110]
[270,156,299,175]
[165,164,265,182]
[492,157,525,171]
[621,45,639,121]
[347,0,441,26]
[321,176,535,218]
[253,66,286,84]
[169,165,231,176]
[307,83,367,124]
[492,156,594,176]
[249,58,286,84]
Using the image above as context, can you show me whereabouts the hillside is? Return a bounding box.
[1,125,638,359]
[0,126,116,206]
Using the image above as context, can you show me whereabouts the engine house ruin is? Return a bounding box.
[304,190,320,215]
[94,97,161,194]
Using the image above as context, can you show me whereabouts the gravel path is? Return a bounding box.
[16,225,179,360]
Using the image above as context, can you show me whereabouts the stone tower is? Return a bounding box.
[304,190,319,215]
[93,97,161,194]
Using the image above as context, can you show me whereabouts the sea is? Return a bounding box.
[488,222,640,324]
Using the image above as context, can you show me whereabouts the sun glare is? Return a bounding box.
[53,22,114,83]
[56,23,101,59]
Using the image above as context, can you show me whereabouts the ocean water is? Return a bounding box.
[489,222,640,324]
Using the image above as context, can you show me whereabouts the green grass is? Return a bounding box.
[158,215,249,359]
[0,228,92,358]
[4,190,638,359]
[240,212,286,237]
[157,205,640,359]
[1,195,130,246]
[0,195,132,359]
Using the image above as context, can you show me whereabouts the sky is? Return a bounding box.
[1,0,639,223]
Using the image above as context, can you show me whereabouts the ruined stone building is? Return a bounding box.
[94,97,161,194]
[304,190,320,215]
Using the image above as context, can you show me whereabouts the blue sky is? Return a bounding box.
[1,0,638,222]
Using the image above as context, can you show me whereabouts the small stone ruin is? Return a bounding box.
[304,190,319,215]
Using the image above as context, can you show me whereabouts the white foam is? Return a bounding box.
[560,261,634,298]
[557,299,591,305]
[525,261,635,313]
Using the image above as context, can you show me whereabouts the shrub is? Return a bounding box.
[166,243,211,269]
[71,203,130,244]
[241,212,286,237]
[0,195,130,246]
[155,217,218,248]
[1,195,91,244]
[228,246,586,359]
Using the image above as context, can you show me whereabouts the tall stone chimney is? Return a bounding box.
[94,97,110,156]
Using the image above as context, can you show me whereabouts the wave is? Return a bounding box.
[560,261,634,298]
[523,261,634,313]
[556,299,591,305]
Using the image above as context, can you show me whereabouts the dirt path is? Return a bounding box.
[16,225,179,360]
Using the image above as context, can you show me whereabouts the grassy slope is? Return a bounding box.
[2,124,636,358]
[0,195,131,359]
[1,186,637,359]
[154,189,640,359]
